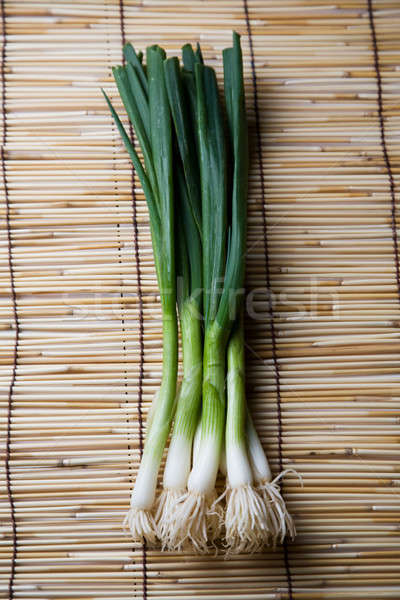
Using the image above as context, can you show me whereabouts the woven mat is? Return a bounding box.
[1,1,399,598]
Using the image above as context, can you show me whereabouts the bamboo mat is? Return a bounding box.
[1,0,399,598]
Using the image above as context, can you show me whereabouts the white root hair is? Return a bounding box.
[224,484,270,555]
[167,491,209,552]
[154,487,185,549]
[207,489,225,544]
[257,470,298,546]
[123,507,157,545]
[163,490,224,553]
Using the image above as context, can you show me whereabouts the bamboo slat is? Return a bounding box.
[1,0,399,599]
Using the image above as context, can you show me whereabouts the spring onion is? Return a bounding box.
[155,50,204,544]
[103,43,178,543]
[104,31,297,554]
[225,317,296,553]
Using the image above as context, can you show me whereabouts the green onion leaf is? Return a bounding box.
[146,45,175,308]
[216,32,248,329]
[164,56,201,236]
[101,89,160,238]
[112,65,158,199]
[123,42,148,97]
[125,62,150,137]
[195,62,227,326]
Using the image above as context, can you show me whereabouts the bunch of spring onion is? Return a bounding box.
[104,32,296,554]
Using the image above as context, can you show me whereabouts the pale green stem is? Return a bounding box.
[163,296,202,490]
[130,308,178,509]
[187,320,226,495]
[226,319,253,488]
[246,413,272,483]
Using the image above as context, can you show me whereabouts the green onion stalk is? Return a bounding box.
[219,36,271,553]
[220,34,296,553]
[225,317,296,553]
[103,43,178,543]
[154,49,206,546]
[167,33,249,552]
